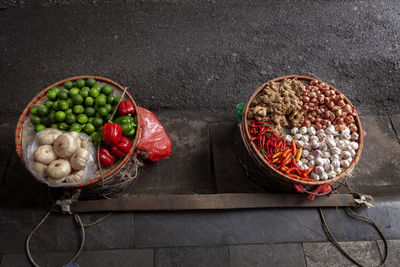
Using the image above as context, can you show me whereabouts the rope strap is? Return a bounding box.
[26,193,111,267]
[319,207,389,267]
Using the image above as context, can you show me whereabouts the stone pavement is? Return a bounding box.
[2,0,400,266]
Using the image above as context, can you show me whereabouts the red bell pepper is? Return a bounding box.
[118,100,135,116]
[99,147,116,167]
[111,136,131,157]
[103,123,122,146]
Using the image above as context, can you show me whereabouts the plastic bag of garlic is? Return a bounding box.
[285,125,359,181]
[23,129,98,187]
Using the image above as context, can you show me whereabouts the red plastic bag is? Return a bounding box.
[137,107,172,161]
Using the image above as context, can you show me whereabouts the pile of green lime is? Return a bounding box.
[30,78,121,142]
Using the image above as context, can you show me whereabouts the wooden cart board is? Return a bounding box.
[64,193,357,213]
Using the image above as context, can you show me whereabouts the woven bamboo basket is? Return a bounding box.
[15,76,142,199]
[236,75,364,193]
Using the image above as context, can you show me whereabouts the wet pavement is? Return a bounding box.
[1,0,400,266]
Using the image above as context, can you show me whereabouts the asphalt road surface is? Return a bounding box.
[1,0,400,120]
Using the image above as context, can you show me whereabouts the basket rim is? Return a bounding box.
[15,75,141,188]
[242,74,364,186]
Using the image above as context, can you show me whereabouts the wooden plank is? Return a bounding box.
[68,193,357,213]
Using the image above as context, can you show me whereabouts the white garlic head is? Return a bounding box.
[311,172,320,181]
[308,127,316,136]
[70,148,90,170]
[37,129,62,145]
[351,132,359,141]
[53,133,78,158]
[294,133,302,140]
[65,169,84,183]
[32,161,47,177]
[47,159,71,180]
[290,127,298,135]
[34,145,57,165]
[299,126,308,135]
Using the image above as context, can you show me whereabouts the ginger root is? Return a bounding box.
[247,78,304,130]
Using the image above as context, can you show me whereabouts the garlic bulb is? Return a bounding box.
[47,159,71,180]
[70,148,90,170]
[299,126,308,135]
[53,133,78,158]
[315,157,325,166]
[340,159,351,168]
[308,127,316,136]
[65,169,84,183]
[311,172,320,181]
[320,172,329,181]
[351,132,359,141]
[310,136,319,142]
[294,133,302,140]
[342,151,351,159]
[32,161,47,177]
[302,150,310,158]
[330,147,341,155]
[315,166,324,174]
[332,160,341,169]
[37,129,62,145]
[290,127,298,135]
[80,139,89,150]
[328,171,336,179]
[34,145,57,164]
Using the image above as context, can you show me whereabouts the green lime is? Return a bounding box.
[98,93,106,99]
[88,117,94,123]
[75,79,85,88]
[85,107,96,117]
[106,95,115,104]
[30,105,39,115]
[66,113,76,124]
[41,116,51,126]
[92,117,103,127]
[30,115,41,125]
[65,108,73,115]
[38,106,49,116]
[47,90,58,100]
[73,105,84,114]
[58,122,69,131]
[52,87,61,94]
[89,87,100,98]
[72,94,84,105]
[70,123,82,132]
[58,100,69,111]
[97,107,108,117]
[55,111,66,121]
[85,96,94,106]
[90,131,102,146]
[83,123,95,134]
[48,111,56,123]
[104,113,112,122]
[35,124,46,133]
[50,124,58,129]
[113,96,121,105]
[77,114,88,124]
[104,104,112,113]
[44,100,53,108]
[101,85,113,95]
[67,98,74,107]
[57,90,69,100]
[69,87,80,97]
[52,101,59,111]
[95,96,107,106]
[80,87,90,98]
[86,78,96,87]
[92,84,101,91]
[63,81,74,89]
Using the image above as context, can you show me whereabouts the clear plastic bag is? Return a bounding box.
[24,130,98,187]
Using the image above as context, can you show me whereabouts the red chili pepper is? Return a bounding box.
[99,147,116,167]
[111,136,132,157]
[118,100,136,116]
[281,152,292,167]
[291,140,296,156]
[303,166,316,177]
[103,123,123,146]
[294,184,304,193]
[286,167,302,176]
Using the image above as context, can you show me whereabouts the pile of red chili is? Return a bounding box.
[248,120,315,182]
